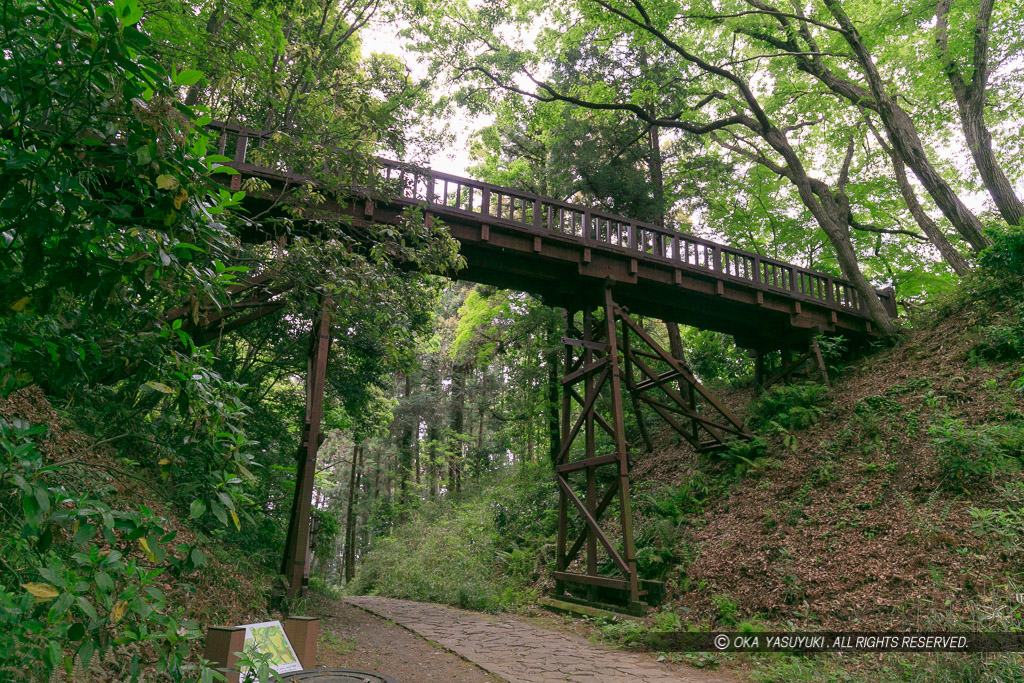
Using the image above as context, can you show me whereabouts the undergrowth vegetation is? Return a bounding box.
[348,228,1024,682]
[347,461,557,611]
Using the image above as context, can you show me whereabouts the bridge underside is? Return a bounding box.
[238,192,884,353]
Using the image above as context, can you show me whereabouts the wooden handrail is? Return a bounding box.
[205,121,896,320]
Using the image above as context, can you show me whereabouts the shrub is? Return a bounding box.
[349,464,556,612]
[712,593,739,625]
[685,329,753,384]
[0,418,214,681]
[978,225,1024,277]
[973,318,1024,360]
[746,385,829,433]
[349,501,515,611]
[930,417,1024,493]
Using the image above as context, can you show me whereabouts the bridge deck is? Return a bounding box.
[211,122,893,349]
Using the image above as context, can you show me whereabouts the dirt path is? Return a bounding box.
[314,597,500,681]
[342,596,736,683]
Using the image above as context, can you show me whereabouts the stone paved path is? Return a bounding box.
[344,596,735,683]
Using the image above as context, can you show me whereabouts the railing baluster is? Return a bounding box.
[203,120,882,325]
[234,133,249,166]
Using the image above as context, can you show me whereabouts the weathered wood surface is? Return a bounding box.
[208,121,895,348]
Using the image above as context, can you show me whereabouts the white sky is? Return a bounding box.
[362,20,489,176]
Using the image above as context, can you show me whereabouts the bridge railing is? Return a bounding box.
[207,122,895,320]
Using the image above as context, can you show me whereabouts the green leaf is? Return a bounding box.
[34,486,50,515]
[210,500,228,527]
[189,499,206,519]
[118,0,144,26]
[175,70,204,86]
[77,596,98,621]
[73,522,96,545]
[95,572,114,593]
[145,381,174,394]
[78,641,95,670]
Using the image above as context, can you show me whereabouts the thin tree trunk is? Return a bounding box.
[526,409,533,462]
[428,424,438,498]
[399,374,413,520]
[184,0,227,107]
[342,443,361,584]
[883,136,971,275]
[665,320,696,405]
[820,0,991,251]
[935,0,1024,227]
[450,363,466,494]
[648,125,666,226]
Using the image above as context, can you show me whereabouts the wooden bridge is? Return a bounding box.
[213,122,894,350]
[204,122,895,613]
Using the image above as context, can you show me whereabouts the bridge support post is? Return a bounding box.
[554,286,640,611]
[280,298,332,600]
[552,285,751,612]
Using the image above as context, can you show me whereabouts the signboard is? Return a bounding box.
[239,620,304,675]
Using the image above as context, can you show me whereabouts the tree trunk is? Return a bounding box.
[399,374,413,520]
[184,0,227,107]
[665,320,696,406]
[766,126,899,335]
[450,363,466,494]
[935,0,1024,227]
[886,142,971,275]
[648,124,667,227]
[342,443,361,584]
[428,424,439,498]
[820,0,991,251]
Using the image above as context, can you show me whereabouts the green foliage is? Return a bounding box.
[0,0,246,393]
[349,463,556,611]
[929,417,1024,493]
[747,385,830,433]
[969,481,1024,543]
[350,499,514,611]
[972,317,1024,361]
[979,225,1024,277]
[0,418,215,681]
[593,616,649,648]
[723,436,768,463]
[711,593,740,626]
[489,461,560,545]
[632,478,707,580]
[685,330,753,384]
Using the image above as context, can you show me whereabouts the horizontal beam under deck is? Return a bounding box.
[210,118,889,348]
[238,192,876,348]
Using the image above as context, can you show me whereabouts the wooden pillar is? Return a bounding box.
[284,617,319,670]
[604,286,639,607]
[583,309,597,602]
[204,626,246,683]
[554,309,575,597]
[281,299,332,599]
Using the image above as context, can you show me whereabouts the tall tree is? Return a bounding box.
[935,0,1024,226]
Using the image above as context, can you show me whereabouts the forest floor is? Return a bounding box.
[311,596,499,681]
[312,594,735,682]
